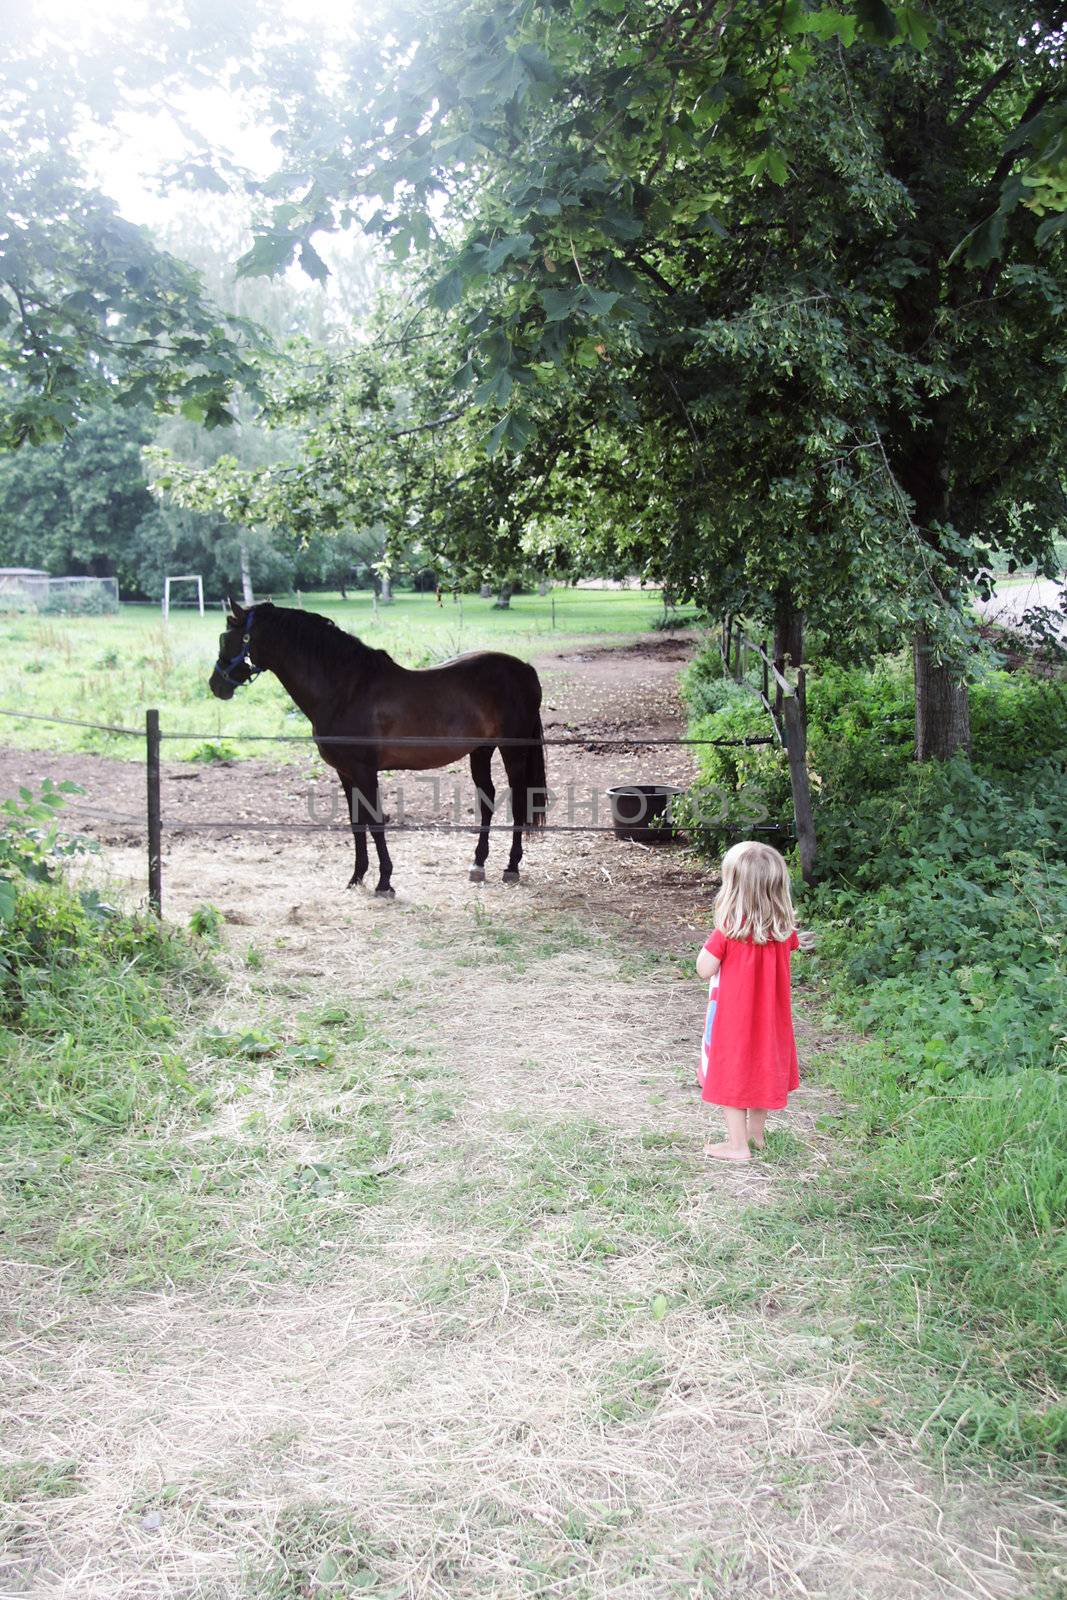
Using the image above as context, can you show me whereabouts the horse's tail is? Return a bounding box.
[516,715,548,834]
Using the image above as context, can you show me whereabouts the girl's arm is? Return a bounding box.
[696,947,721,981]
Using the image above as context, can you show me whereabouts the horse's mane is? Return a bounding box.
[259,604,387,670]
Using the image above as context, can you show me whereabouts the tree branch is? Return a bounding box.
[949,60,1015,131]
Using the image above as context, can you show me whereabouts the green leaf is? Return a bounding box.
[803,8,858,44]
[516,44,555,84]
[542,287,579,321]
[581,285,620,316]
[430,269,465,311]
[473,368,513,407]
[962,209,1008,268]
[480,233,534,272]
[601,208,643,242]
[651,1293,668,1321]
[855,0,899,41]
[897,4,931,47]
[690,209,730,237]
[485,415,509,456]
[764,148,789,185]
[235,231,295,279]
[1035,212,1067,248]
[484,410,533,456]
[298,241,330,283]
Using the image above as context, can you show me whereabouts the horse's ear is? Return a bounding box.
[226,595,244,624]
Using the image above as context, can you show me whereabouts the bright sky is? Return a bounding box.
[41,0,369,292]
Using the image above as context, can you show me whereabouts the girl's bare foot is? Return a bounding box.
[748,1136,765,1150]
[703,1141,750,1163]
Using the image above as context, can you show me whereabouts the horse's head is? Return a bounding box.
[209,601,267,700]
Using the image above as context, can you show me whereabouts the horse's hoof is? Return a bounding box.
[347,875,365,890]
[468,866,486,882]
[502,869,521,884]
[374,885,396,899]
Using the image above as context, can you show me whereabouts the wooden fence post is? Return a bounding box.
[780,694,816,884]
[146,709,162,916]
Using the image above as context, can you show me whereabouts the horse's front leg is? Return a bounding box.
[358,768,395,898]
[341,777,369,888]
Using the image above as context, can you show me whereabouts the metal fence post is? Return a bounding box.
[146,709,162,916]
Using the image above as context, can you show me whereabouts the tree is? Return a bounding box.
[0,406,155,588]
[146,302,580,603]
[0,0,306,446]
[236,0,1065,759]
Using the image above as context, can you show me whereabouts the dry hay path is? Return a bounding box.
[2,637,1062,1598]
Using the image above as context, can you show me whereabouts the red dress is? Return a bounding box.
[700,928,800,1109]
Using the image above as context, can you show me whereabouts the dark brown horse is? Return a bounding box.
[208,602,547,895]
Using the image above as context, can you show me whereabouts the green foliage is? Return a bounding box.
[0,875,216,1143]
[219,0,1066,671]
[0,780,85,930]
[0,4,265,445]
[188,741,239,764]
[38,585,118,616]
[188,903,224,942]
[0,407,153,590]
[0,777,216,1146]
[684,642,1067,1460]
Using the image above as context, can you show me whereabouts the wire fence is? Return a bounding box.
[1,703,790,912]
[0,706,773,749]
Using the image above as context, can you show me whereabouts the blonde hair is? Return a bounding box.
[714,840,795,944]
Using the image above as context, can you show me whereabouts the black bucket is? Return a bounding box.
[607,783,685,843]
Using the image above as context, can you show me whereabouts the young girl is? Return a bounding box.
[696,840,806,1163]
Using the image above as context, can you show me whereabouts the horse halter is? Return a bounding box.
[214,606,264,687]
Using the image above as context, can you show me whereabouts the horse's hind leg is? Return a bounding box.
[468,746,495,882]
[360,771,394,897]
[342,778,369,888]
[499,746,525,883]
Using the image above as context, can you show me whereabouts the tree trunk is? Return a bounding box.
[771,589,816,882]
[538,574,548,597]
[893,424,972,760]
[773,588,805,730]
[379,574,393,605]
[494,582,513,609]
[238,540,254,606]
[773,593,804,668]
[913,625,971,760]
[479,582,493,599]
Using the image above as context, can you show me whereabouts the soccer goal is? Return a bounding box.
[163,574,205,621]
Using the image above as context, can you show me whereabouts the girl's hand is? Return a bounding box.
[797,929,817,951]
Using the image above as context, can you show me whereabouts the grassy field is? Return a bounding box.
[0,587,693,763]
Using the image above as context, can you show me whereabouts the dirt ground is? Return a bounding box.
[3,635,1064,1600]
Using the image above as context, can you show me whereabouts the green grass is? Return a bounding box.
[789,1040,1067,1462]
[0,587,695,762]
[0,871,459,1291]
[1,880,218,1150]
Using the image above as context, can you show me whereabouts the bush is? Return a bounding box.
[682,640,1067,1463]
[0,786,215,1147]
[38,584,118,616]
